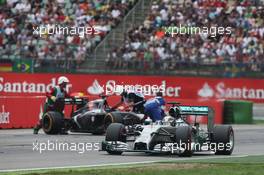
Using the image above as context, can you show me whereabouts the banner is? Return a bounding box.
[0,73,261,128]
[0,73,264,102]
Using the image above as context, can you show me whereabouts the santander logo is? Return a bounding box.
[198,83,214,98]
[198,82,264,100]
[87,79,104,95]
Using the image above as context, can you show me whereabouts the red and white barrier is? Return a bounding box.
[1,72,261,128]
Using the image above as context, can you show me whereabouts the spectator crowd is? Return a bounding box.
[0,0,137,69]
[106,0,264,74]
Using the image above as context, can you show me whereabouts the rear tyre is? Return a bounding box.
[105,123,126,155]
[175,126,193,157]
[104,112,124,131]
[212,125,234,155]
[42,112,64,135]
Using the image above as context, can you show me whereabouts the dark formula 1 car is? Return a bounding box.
[42,94,143,135]
[101,102,234,156]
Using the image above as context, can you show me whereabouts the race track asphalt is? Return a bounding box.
[0,125,264,172]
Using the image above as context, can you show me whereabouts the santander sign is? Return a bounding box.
[0,77,56,93]
[198,82,264,100]
[0,77,72,94]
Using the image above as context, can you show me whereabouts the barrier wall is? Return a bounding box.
[1,72,262,128]
[0,96,44,128]
[1,73,264,102]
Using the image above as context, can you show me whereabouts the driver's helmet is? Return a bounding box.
[169,106,181,119]
[58,76,69,85]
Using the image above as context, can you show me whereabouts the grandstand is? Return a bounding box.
[0,0,264,77]
[0,0,138,71]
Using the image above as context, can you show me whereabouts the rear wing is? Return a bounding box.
[170,105,214,132]
[179,106,209,116]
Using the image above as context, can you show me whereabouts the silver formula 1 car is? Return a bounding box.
[101,102,234,157]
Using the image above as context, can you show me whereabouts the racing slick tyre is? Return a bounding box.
[105,123,126,155]
[175,126,193,157]
[104,112,124,131]
[42,112,64,135]
[212,125,234,155]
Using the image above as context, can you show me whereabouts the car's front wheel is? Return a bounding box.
[105,123,126,155]
[212,125,234,155]
[175,126,193,157]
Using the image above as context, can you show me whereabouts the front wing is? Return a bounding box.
[101,141,185,154]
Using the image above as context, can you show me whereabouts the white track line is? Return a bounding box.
[0,155,249,173]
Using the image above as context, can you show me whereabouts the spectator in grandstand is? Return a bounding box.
[1,0,138,70]
[75,44,86,69]
[105,0,264,76]
[106,48,116,68]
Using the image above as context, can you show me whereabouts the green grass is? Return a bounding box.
[3,163,263,175]
[253,120,264,125]
[1,155,264,175]
[179,155,264,164]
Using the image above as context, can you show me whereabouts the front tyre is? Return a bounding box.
[175,126,193,157]
[212,125,234,155]
[105,123,126,155]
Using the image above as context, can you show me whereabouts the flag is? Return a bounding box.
[0,59,12,72]
[13,59,33,73]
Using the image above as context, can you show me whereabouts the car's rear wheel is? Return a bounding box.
[104,112,123,131]
[42,112,64,134]
[212,125,234,155]
[175,126,193,157]
[105,123,126,155]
